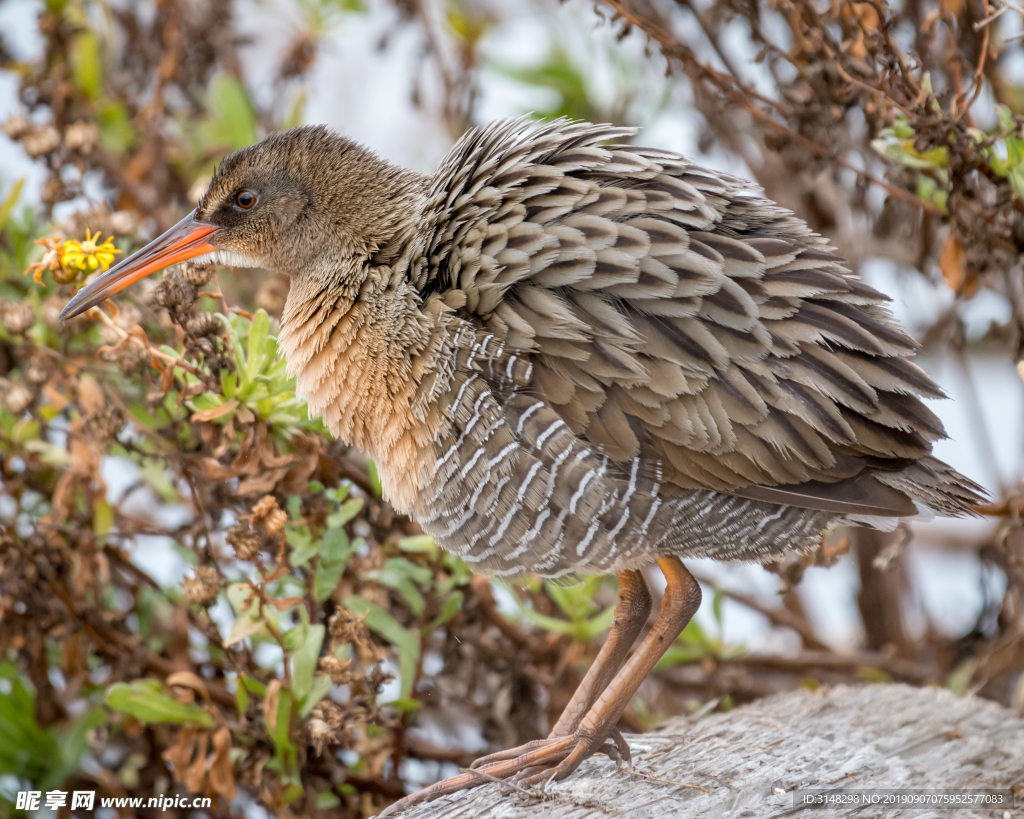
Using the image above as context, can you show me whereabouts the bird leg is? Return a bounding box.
[380,560,700,815]
[549,568,653,738]
[469,568,652,771]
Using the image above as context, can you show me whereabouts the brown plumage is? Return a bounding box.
[61,117,985,811]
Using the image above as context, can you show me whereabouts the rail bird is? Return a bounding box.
[62,118,985,812]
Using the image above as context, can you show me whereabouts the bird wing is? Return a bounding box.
[413,118,948,515]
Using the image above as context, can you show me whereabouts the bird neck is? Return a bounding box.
[278,261,447,508]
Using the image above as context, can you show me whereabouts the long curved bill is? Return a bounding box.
[60,211,218,321]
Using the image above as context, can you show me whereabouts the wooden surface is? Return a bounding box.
[385,684,1023,819]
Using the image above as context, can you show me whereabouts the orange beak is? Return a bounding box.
[60,211,218,321]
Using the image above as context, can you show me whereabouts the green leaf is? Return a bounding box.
[495,47,593,121]
[947,658,977,695]
[521,603,615,641]
[219,313,249,377]
[287,528,318,567]
[328,497,363,528]
[227,608,267,644]
[576,605,616,641]
[712,587,725,628]
[226,582,276,645]
[545,575,603,620]
[314,528,356,602]
[246,309,272,381]
[440,552,472,591]
[298,674,333,718]
[383,557,433,585]
[11,417,40,445]
[366,557,434,616]
[915,175,949,213]
[872,138,948,170]
[265,687,298,783]
[92,499,114,535]
[1009,167,1024,201]
[387,697,423,713]
[317,790,342,810]
[366,568,425,616]
[240,673,267,697]
[220,367,237,400]
[366,456,382,497]
[892,116,914,139]
[203,72,258,150]
[858,666,894,684]
[235,678,250,716]
[0,179,25,231]
[291,624,325,706]
[396,535,438,554]
[0,664,58,781]
[344,595,408,645]
[345,595,421,700]
[95,99,136,154]
[106,681,214,728]
[49,706,106,790]
[424,591,463,634]
[70,31,103,100]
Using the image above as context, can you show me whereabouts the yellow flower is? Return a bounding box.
[61,229,121,274]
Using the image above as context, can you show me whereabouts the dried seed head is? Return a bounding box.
[83,406,125,443]
[40,296,66,331]
[49,261,80,286]
[24,356,50,385]
[263,508,288,537]
[2,115,31,140]
[181,262,215,287]
[2,301,35,335]
[328,608,373,650]
[21,125,61,158]
[308,700,346,754]
[64,121,100,154]
[313,700,346,730]
[366,664,394,695]
[190,336,216,359]
[41,177,67,207]
[111,338,150,376]
[318,655,357,686]
[4,381,35,414]
[113,304,141,331]
[186,312,222,338]
[152,271,197,311]
[108,210,138,235]
[252,495,280,523]
[306,716,335,756]
[226,524,262,560]
[182,565,221,606]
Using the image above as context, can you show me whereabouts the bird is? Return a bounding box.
[61,117,985,812]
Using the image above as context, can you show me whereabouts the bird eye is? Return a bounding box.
[235,190,257,209]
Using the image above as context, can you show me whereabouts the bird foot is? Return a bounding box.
[470,727,631,770]
[378,729,626,816]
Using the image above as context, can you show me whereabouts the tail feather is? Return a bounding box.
[873,455,987,517]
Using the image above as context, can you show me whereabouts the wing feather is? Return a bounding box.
[416,117,975,516]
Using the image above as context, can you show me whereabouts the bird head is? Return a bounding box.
[60,125,423,321]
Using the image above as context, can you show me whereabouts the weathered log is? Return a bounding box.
[388,684,1024,819]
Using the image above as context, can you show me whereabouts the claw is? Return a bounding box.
[470,736,561,769]
[605,728,632,768]
[377,768,491,817]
